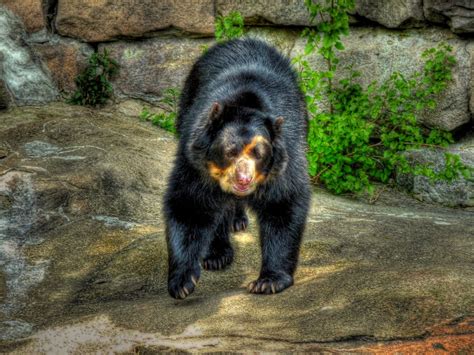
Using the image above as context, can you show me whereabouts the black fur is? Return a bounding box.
[164,38,311,299]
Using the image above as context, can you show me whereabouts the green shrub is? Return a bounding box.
[140,88,179,135]
[295,0,470,195]
[215,11,245,42]
[68,49,119,106]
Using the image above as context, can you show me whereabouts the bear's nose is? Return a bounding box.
[236,172,252,185]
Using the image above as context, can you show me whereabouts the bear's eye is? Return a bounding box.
[225,146,240,159]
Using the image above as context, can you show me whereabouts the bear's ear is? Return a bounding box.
[265,116,285,139]
[208,101,223,122]
[274,116,284,135]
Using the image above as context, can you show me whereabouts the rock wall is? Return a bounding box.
[1,0,473,131]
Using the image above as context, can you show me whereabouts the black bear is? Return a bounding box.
[164,38,310,299]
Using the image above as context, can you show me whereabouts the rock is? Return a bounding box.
[0,103,473,353]
[0,321,33,342]
[0,146,8,159]
[30,35,94,94]
[116,99,149,118]
[216,0,313,26]
[0,77,12,109]
[55,0,215,42]
[0,0,45,33]
[0,7,58,105]
[424,0,474,34]
[397,134,474,207]
[246,27,299,57]
[291,27,471,131]
[99,37,213,104]
[355,0,424,28]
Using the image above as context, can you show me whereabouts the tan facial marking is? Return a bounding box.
[208,162,228,180]
[242,135,269,156]
[254,171,267,184]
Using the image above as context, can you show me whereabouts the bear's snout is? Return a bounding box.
[235,158,254,186]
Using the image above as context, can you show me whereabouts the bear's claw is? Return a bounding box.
[232,214,249,233]
[168,269,200,300]
[247,274,293,294]
[202,255,233,271]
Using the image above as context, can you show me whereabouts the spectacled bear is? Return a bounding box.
[164,38,310,299]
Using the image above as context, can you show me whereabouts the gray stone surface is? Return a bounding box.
[99,37,213,104]
[355,0,424,28]
[291,27,471,131]
[55,0,215,42]
[0,103,473,353]
[0,7,57,105]
[424,0,474,34]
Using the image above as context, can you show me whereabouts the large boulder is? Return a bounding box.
[355,0,424,28]
[29,34,94,94]
[55,0,215,42]
[0,7,58,105]
[424,0,474,34]
[291,27,471,131]
[0,0,45,33]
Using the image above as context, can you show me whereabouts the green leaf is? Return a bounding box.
[335,41,344,50]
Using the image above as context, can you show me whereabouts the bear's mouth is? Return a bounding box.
[232,182,253,195]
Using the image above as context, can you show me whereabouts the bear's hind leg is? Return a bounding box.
[203,211,234,271]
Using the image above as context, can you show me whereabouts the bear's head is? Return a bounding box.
[189,102,288,197]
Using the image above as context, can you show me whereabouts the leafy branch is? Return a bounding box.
[69,49,119,106]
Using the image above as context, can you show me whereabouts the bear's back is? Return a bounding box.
[177,38,304,137]
[197,38,295,83]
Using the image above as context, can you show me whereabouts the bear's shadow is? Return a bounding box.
[71,229,257,335]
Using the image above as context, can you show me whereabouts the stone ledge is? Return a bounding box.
[55,0,215,42]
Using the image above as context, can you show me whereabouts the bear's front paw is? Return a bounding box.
[168,268,200,300]
[232,213,249,233]
[247,273,293,295]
